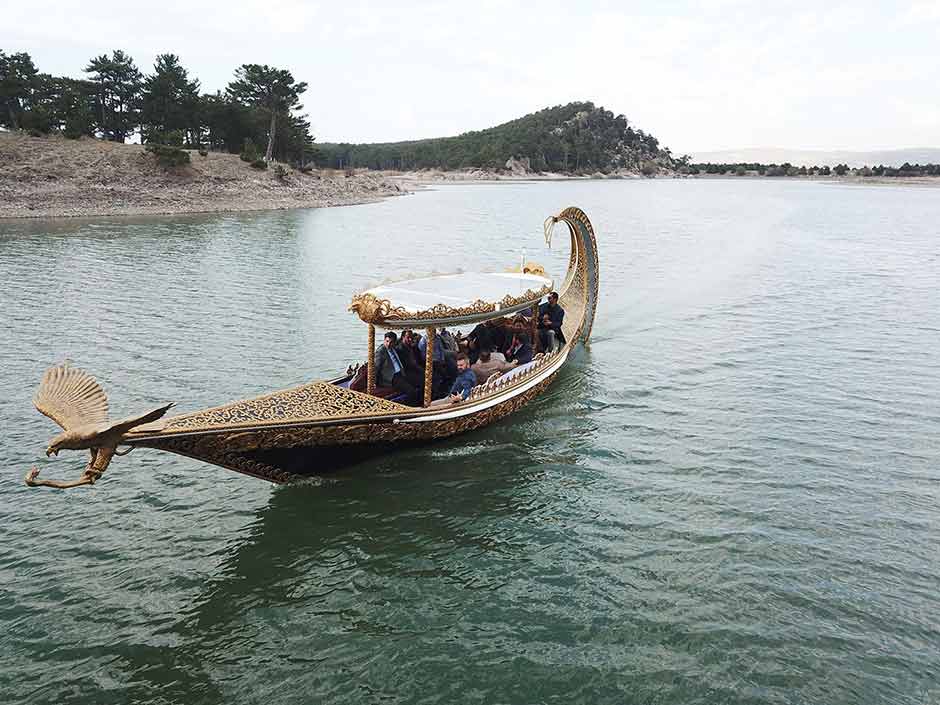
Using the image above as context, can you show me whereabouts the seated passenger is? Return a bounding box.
[487,318,508,354]
[400,330,423,367]
[375,331,419,405]
[440,328,459,354]
[440,328,459,387]
[502,318,527,356]
[397,330,425,391]
[538,291,566,351]
[431,353,477,405]
[471,346,516,384]
[418,330,450,399]
[466,321,491,364]
[466,319,508,364]
[505,331,534,365]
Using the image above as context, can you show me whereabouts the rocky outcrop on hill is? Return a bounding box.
[0,132,406,219]
[504,156,531,175]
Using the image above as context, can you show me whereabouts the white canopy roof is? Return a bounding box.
[365,272,552,311]
[352,271,554,326]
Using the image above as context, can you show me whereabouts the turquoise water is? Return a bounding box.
[1,180,938,704]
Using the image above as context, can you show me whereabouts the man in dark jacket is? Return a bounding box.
[538,292,565,351]
[505,331,534,366]
[375,331,419,405]
[397,330,427,397]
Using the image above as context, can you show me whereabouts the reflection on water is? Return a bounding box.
[2,180,939,704]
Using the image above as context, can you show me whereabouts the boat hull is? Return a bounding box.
[133,369,561,483]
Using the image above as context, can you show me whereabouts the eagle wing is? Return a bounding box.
[104,403,175,437]
[33,364,109,431]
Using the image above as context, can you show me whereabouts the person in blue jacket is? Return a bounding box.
[432,353,477,405]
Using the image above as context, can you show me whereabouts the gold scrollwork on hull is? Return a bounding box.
[160,382,411,433]
[140,371,560,483]
[553,206,598,345]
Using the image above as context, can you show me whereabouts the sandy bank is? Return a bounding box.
[0,132,408,219]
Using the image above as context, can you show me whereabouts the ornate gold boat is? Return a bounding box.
[26,207,598,488]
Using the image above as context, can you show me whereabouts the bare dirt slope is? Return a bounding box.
[0,132,406,218]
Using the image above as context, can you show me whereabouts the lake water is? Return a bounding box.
[1,179,939,704]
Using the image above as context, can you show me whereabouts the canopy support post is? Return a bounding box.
[531,303,539,352]
[367,324,376,395]
[424,327,434,407]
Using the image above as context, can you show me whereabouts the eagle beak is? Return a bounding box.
[46,447,57,457]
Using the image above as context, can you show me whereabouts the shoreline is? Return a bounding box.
[0,132,408,221]
[0,192,404,221]
[4,133,939,221]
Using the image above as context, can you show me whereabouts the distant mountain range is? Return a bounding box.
[689,147,940,168]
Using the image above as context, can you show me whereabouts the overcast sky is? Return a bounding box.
[5,0,939,152]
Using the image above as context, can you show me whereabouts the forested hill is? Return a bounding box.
[318,102,678,174]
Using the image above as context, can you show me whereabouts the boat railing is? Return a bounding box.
[466,347,561,403]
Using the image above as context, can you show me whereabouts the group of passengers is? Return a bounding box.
[370,291,565,407]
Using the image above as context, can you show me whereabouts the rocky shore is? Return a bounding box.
[0,132,407,219]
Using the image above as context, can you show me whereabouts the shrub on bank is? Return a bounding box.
[240,138,260,163]
[145,143,191,168]
[250,158,267,170]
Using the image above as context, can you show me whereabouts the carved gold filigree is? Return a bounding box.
[349,292,499,324]
[367,323,376,395]
[141,371,561,483]
[423,326,434,407]
[466,349,559,401]
[408,299,496,321]
[498,283,553,311]
[351,282,558,326]
[349,293,411,324]
[157,382,411,433]
[552,206,598,345]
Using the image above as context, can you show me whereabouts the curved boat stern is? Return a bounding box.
[552,207,600,345]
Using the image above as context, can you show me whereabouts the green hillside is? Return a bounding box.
[317,102,676,173]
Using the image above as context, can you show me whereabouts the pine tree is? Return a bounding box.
[84,50,142,142]
[140,54,200,145]
[0,50,39,129]
[227,64,307,161]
